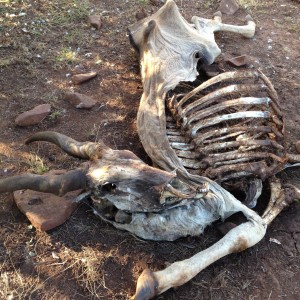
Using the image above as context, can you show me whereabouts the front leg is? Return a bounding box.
[132,204,266,300]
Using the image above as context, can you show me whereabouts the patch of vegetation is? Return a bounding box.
[51,0,90,25]
[26,154,49,174]
[49,110,63,121]
[138,0,149,5]
[56,47,78,65]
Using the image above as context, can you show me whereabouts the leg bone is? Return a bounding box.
[192,13,256,39]
[132,206,266,299]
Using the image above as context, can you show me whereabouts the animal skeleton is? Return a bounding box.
[0,1,299,299]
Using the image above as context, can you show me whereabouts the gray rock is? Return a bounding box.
[217,0,239,15]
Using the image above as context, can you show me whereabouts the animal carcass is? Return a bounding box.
[0,1,300,300]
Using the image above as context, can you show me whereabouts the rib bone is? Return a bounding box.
[186,97,270,125]
[166,69,286,185]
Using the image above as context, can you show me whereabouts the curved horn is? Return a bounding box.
[25,131,108,159]
[0,168,87,196]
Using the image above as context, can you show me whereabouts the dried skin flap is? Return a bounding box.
[128,0,220,172]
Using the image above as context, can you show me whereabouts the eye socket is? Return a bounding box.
[194,51,200,59]
[101,182,117,192]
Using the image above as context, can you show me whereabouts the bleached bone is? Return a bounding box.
[133,204,266,299]
[179,85,268,118]
[191,111,270,134]
[185,97,270,124]
[176,70,260,109]
[165,70,286,184]
[192,12,256,39]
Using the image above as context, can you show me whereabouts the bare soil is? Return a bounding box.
[0,0,299,299]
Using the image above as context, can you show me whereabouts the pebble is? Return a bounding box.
[225,54,252,67]
[135,7,148,21]
[64,92,97,109]
[217,0,239,15]
[88,14,102,30]
[295,141,300,153]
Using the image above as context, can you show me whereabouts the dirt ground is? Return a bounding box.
[0,0,300,299]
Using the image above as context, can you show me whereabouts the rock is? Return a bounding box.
[64,92,97,109]
[217,0,239,15]
[88,14,102,30]
[295,140,300,153]
[13,170,83,231]
[225,54,252,67]
[73,64,86,74]
[202,64,222,78]
[72,72,97,84]
[15,104,51,127]
[135,8,148,21]
[150,0,165,7]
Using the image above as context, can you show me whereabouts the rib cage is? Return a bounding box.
[166,70,286,186]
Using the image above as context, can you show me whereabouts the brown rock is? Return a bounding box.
[135,8,148,21]
[225,54,252,67]
[217,0,239,15]
[13,170,83,231]
[64,92,97,109]
[15,104,51,127]
[295,141,300,153]
[88,14,102,30]
[72,72,97,84]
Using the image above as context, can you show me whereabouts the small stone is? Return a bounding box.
[135,8,148,21]
[13,170,83,231]
[88,14,102,30]
[15,104,51,127]
[225,55,252,67]
[202,64,222,78]
[216,221,237,236]
[64,92,97,109]
[72,72,97,84]
[28,251,36,257]
[73,64,86,74]
[217,0,239,15]
[295,141,300,153]
[150,0,164,7]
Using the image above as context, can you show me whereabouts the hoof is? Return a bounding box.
[131,269,158,300]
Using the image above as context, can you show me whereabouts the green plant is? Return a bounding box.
[56,47,78,64]
[26,154,49,174]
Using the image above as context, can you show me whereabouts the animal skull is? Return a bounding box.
[1,1,300,300]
